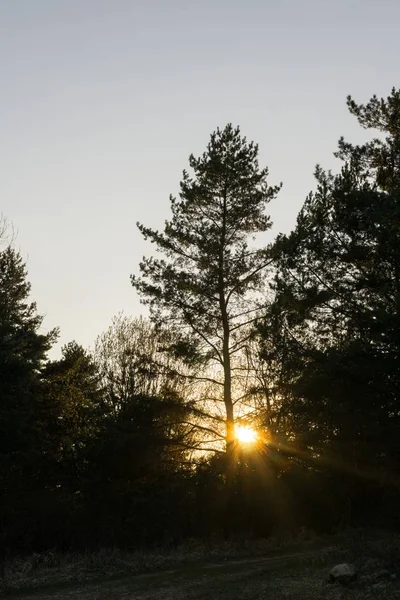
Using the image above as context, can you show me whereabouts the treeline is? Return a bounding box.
[1,88,400,556]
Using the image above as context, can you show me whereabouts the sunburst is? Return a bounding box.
[235,425,258,444]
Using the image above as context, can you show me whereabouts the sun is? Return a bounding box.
[235,425,258,445]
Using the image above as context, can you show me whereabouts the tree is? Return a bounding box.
[94,314,188,413]
[0,232,57,552]
[262,88,400,524]
[0,244,57,458]
[83,316,196,546]
[93,314,212,457]
[132,124,281,460]
[40,341,103,466]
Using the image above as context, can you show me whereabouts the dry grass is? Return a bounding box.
[2,529,400,600]
[0,532,323,593]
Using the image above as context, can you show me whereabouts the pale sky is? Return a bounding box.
[1,0,399,357]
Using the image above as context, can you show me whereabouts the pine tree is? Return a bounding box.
[0,238,57,552]
[132,124,281,458]
[264,89,400,498]
[40,341,103,465]
[0,245,57,456]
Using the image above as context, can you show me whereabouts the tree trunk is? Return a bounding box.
[223,329,234,450]
[218,189,235,456]
[219,189,236,536]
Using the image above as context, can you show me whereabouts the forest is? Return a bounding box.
[1,88,400,558]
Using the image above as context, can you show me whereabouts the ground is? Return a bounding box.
[3,531,400,600]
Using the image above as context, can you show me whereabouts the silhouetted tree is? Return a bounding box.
[0,233,57,552]
[261,88,400,526]
[94,314,188,412]
[132,125,281,467]
[40,341,103,466]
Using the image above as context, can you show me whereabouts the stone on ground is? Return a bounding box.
[329,563,357,585]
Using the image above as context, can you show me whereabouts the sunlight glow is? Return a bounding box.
[235,425,258,445]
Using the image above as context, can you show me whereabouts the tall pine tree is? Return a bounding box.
[132,124,281,459]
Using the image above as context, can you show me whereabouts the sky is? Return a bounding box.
[1,0,399,357]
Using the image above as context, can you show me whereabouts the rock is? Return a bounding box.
[329,563,357,585]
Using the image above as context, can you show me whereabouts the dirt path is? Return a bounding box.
[3,550,325,600]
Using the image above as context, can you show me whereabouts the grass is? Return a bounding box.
[2,529,400,599]
[0,532,326,593]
